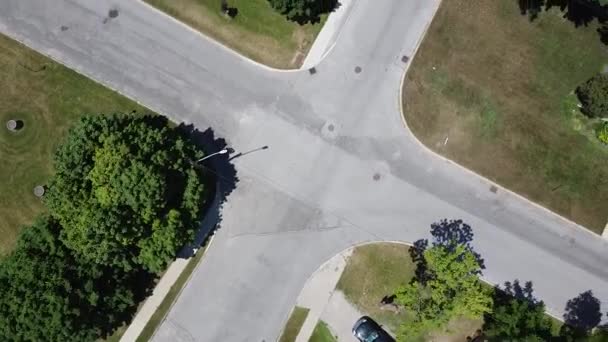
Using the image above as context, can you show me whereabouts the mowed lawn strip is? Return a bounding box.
[0,34,149,254]
[144,0,326,69]
[136,243,209,342]
[336,243,481,341]
[278,306,310,342]
[402,0,607,231]
[309,320,337,342]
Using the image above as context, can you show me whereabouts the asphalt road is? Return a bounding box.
[0,1,607,341]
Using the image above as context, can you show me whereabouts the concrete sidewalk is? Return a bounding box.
[295,248,353,342]
[321,291,362,341]
[301,0,355,69]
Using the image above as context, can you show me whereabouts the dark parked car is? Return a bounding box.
[352,316,395,342]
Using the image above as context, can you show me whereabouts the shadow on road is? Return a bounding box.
[176,125,239,258]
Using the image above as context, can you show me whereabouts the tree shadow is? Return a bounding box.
[560,290,603,338]
[408,219,484,284]
[518,0,608,29]
[175,125,238,258]
[291,0,342,25]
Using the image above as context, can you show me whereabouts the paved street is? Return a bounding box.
[0,1,607,341]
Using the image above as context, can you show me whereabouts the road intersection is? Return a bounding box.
[0,0,607,341]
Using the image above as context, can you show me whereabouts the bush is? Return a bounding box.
[46,114,211,273]
[576,74,608,118]
[268,0,337,23]
[597,122,608,144]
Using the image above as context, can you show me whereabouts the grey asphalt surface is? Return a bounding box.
[0,1,607,341]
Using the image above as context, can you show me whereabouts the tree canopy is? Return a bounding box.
[0,216,146,341]
[577,73,608,119]
[395,244,492,340]
[268,0,337,23]
[46,114,209,273]
[483,280,553,341]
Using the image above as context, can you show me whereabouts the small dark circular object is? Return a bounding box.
[60,25,69,32]
[354,66,362,74]
[108,9,119,18]
[373,173,381,181]
[309,67,317,75]
[327,124,334,132]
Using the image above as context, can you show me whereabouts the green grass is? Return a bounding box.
[136,244,209,342]
[0,34,149,254]
[278,306,310,342]
[144,0,327,68]
[337,243,481,341]
[308,320,336,342]
[402,0,608,231]
[337,243,415,332]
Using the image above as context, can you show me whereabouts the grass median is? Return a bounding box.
[136,244,209,342]
[309,320,337,342]
[278,306,310,342]
[0,34,148,254]
[144,0,327,69]
[402,0,607,232]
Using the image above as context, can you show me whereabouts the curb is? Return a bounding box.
[137,0,347,72]
[396,2,608,244]
[143,234,215,342]
[283,240,567,338]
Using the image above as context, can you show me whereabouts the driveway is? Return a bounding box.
[0,1,606,341]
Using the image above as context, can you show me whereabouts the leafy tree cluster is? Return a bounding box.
[394,220,608,341]
[484,280,553,342]
[395,244,492,340]
[0,216,149,341]
[577,73,608,119]
[268,0,338,23]
[0,114,211,341]
[46,114,209,273]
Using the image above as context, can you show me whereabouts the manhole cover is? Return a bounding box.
[33,185,45,198]
[354,66,362,73]
[108,9,119,18]
[490,185,498,193]
[60,25,69,32]
[373,173,381,181]
[401,55,410,63]
[309,67,317,75]
[327,124,334,132]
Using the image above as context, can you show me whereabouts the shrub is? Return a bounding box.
[576,74,608,118]
[597,122,608,144]
[268,0,337,23]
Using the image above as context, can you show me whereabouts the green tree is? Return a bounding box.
[484,280,552,341]
[0,216,144,341]
[577,74,608,118]
[46,114,209,273]
[268,0,336,23]
[395,244,492,340]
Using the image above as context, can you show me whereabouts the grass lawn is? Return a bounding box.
[278,306,310,342]
[337,243,482,341]
[402,0,608,232]
[309,320,337,342]
[0,34,148,254]
[136,243,209,342]
[144,0,326,69]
